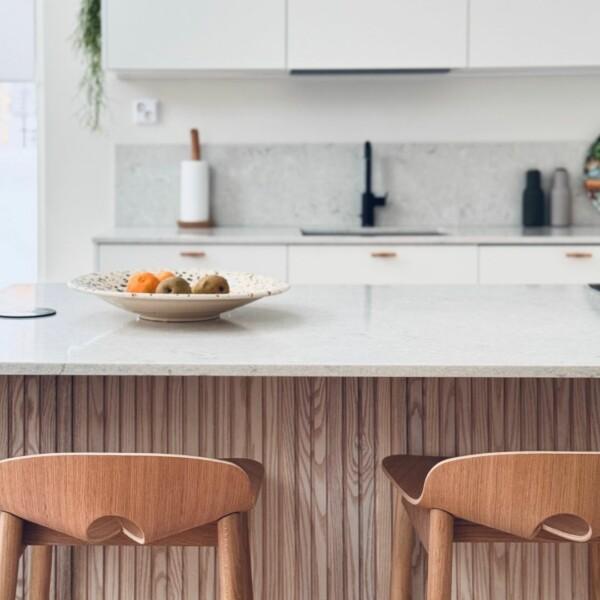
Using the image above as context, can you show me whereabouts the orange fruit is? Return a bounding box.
[127,272,160,293]
[156,270,175,282]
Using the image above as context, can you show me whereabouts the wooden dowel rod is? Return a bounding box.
[191,128,201,161]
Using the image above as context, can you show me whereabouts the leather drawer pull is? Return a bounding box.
[371,251,397,258]
[180,251,206,258]
[565,252,593,259]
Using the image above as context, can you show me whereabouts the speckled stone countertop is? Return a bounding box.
[93,226,600,246]
[1,283,600,377]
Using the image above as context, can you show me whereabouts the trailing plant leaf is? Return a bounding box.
[74,0,103,130]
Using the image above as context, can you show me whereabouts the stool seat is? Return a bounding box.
[383,451,600,600]
[0,453,263,600]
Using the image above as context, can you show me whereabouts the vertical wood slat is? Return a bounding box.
[359,378,376,600]
[456,378,473,600]
[23,376,40,600]
[198,377,216,599]
[135,377,153,600]
[591,380,600,600]
[2,376,599,599]
[407,378,425,600]
[72,377,88,600]
[247,377,264,600]
[489,379,506,600]
[120,377,136,600]
[56,377,72,600]
[345,378,361,600]
[311,378,327,600]
[88,377,104,600]
[520,379,539,600]
[538,379,556,600]
[181,377,199,600]
[471,379,490,600]
[104,377,120,600]
[505,379,523,600]
[555,379,574,600]
[152,377,168,600]
[167,377,184,599]
[573,380,590,600]
[375,378,392,600]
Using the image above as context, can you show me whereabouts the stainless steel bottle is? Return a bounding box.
[549,168,572,227]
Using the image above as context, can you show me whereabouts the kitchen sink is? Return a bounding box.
[301,227,447,237]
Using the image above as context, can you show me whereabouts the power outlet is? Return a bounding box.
[132,98,159,125]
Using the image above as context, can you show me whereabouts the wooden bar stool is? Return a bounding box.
[0,453,263,600]
[383,452,600,600]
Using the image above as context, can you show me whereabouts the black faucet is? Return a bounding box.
[361,141,387,227]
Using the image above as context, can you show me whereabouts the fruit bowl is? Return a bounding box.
[68,270,290,322]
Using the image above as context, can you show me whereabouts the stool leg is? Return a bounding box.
[218,512,253,600]
[0,512,23,600]
[29,546,53,600]
[590,543,600,600]
[390,495,414,600]
[426,509,453,600]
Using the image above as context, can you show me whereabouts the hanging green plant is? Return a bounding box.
[74,0,103,130]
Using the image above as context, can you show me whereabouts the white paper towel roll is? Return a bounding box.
[179,160,210,224]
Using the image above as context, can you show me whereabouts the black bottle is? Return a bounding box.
[522,170,545,227]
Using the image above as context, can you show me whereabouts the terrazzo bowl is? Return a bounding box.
[68,270,290,322]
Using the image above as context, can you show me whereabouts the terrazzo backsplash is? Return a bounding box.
[115,142,600,227]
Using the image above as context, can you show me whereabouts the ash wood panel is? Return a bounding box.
[1,376,599,599]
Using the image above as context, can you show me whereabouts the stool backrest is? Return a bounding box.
[419,452,600,542]
[0,453,262,544]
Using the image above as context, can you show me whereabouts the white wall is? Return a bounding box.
[40,0,600,280]
[109,74,600,145]
[0,0,34,81]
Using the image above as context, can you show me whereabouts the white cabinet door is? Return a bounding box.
[289,246,478,284]
[98,244,288,281]
[288,0,468,71]
[470,0,600,68]
[104,0,285,71]
[480,246,600,283]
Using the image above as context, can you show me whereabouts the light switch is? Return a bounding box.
[132,98,159,125]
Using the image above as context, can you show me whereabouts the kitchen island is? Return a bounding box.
[1,283,600,600]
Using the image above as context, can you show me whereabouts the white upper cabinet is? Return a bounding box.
[470,0,600,68]
[103,0,286,72]
[287,0,468,71]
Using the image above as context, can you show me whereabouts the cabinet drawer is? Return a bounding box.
[289,245,478,284]
[97,244,288,280]
[479,246,600,284]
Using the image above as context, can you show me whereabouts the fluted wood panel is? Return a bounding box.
[0,376,598,599]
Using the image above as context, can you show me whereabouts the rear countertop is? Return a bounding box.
[93,226,600,246]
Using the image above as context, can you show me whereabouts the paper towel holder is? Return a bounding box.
[178,129,212,229]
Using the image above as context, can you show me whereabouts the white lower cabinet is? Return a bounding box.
[288,245,479,284]
[479,246,600,284]
[97,244,288,281]
[97,242,600,286]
